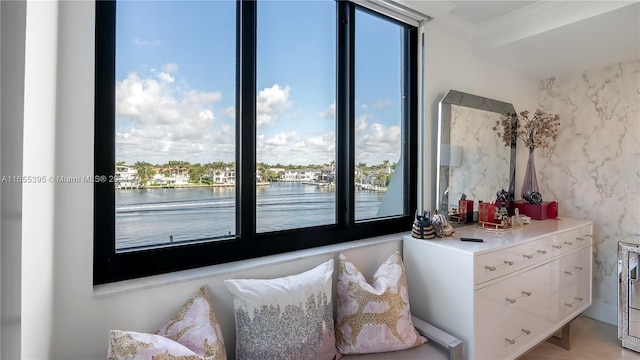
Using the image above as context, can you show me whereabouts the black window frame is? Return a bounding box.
[94,0,418,285]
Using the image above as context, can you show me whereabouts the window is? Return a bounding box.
[256,0,337,232]
[94,0,418,285]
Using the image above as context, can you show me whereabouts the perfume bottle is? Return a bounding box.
[498,203,509,227]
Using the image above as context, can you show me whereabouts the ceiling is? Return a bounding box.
[399,1,640,79]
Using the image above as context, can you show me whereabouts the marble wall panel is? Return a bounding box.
[537,60,640,320]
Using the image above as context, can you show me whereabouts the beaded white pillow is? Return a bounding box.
[224,259,337,360]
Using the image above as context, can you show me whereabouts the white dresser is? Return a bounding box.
[403,218,592,360]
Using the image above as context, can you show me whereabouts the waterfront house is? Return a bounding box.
[210,167,235,185]
[1,1,637,359]
[114,165,138,189]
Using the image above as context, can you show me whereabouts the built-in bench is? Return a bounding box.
[97,233,462,359]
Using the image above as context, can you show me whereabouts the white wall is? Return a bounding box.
[421,21,539,210]
[1,3,547,359]
[1,1,26,359]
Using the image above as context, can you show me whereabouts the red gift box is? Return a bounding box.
[478,202,497,223]
[515,201,558,220]
[458,200,474,222]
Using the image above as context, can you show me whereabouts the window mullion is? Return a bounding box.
[238,0,257,240]
[336,1,355,228]
[405,27,418,218]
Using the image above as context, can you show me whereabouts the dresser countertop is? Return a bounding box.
[403,218,592,256]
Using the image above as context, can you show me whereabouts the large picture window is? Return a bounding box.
[94,0,418,285]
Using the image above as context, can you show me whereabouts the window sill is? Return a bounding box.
[92,231,407,298]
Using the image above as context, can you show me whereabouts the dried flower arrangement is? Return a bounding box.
[493,109,560,150]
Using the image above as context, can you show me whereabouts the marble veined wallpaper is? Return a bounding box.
[536,59,639,323]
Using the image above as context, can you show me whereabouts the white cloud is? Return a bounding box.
[222,106,236,119]
[372,99,392,109]
[133,37,160,47]
[318,102,335,120]
[115,70,223,164]
[256,130,336,166]
[265,131,297,146]
[162,63,179,73]
[367,123,401,144]
[157,72,175,83]
[355,123,401,165]
[356,114,368,131]
[257,84,291,127]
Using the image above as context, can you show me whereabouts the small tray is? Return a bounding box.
[476,220,530,232]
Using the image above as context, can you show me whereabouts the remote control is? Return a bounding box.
[460,237,483,242]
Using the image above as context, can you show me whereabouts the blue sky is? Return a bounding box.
[115,0,404,166]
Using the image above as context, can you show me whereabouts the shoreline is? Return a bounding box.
[116,181,387,192]
[117,182,272,190]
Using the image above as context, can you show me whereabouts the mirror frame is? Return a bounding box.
[436,89,517,214]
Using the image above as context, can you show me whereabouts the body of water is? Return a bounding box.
[116,182,384,249]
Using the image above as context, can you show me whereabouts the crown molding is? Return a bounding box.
[475,1,638,50]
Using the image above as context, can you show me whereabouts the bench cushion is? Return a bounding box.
[342,342,449,360]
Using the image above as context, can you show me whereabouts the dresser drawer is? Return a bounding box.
[547,247,591,321]
[474,236,550,285]
[548,279,590,321]
[557,246,591,287]
[474,254,567,359]
[475,298,550,360]
[476,262,551,318]
[548,225,592,257]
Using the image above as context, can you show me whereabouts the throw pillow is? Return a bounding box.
[156,286,227,359]
[224,259,337,360]
[335,251,425,354]
[107,285,227,360]
[107,330,200,360]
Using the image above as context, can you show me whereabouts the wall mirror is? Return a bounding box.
[436,90,516,217]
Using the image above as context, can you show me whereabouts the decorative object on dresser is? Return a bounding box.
[403,218,593,360]
[411,210,435,239]
[494,109,560,204]
[436,90,517,217]
[514,200,559,220]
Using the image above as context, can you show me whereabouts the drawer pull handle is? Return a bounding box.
[552,245,562,249]
[585,234,593,238]
[506,291,532,304]
[505,329,531,345]
[564,297,583,308]
[523,250,547,259]
[576,237,584,241]
[564,266,584,275]
[485,260,514,272]
[564,241,573,246]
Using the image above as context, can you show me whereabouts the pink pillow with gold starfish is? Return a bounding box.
[335,251,425,354]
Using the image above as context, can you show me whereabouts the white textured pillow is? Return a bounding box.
[224,259,337,360]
